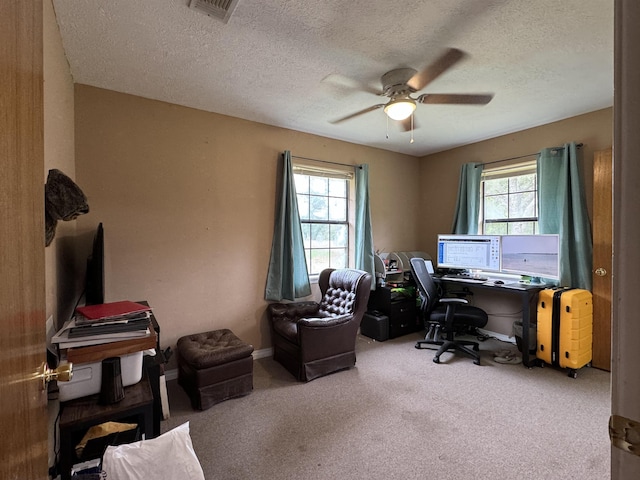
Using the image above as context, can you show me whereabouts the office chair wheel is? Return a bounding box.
[473,358,481,366]
[433,356,441,364]
[473,344,479,351]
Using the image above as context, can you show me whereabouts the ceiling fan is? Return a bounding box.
[329,48,494,131]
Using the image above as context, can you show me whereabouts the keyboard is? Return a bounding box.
[498,282,538,290]
[442,274,488,283]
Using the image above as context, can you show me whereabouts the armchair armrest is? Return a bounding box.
[268,301,320,324]
[298,314,352,328]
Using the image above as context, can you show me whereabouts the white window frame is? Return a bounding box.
[293,161,356,283]
[480,160,539,235]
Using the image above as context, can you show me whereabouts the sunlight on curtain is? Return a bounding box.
[264,151,311,301]
[355,164,375,286]
[451,162,483,234]
[537,142,593,289]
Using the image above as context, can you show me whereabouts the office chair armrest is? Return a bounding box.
[439,297,468,305]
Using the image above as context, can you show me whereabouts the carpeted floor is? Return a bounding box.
[161,332,611,480]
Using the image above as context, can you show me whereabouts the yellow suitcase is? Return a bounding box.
[536,288,593,378]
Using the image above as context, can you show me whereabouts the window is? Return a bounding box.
[481,162,538,235]
[294,166,353,276]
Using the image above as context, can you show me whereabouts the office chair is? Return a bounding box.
[410,257,488,365]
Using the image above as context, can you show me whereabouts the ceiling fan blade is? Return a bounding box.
[322,73,383,96]
[399,116,419,132]
[407,48,466,92]
[330,104,385,124]
[417,93,494,105]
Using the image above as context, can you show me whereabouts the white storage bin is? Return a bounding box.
[58,351,144,402]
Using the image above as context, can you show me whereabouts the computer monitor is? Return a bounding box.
[500,234,560,280]
[424,259,435,274]
[436,234,501,272]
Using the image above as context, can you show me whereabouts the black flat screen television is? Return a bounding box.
[85,222,104,305]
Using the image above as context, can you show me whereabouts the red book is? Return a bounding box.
[76,300,151,321]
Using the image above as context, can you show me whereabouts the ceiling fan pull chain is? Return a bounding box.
[386,114,389,139]
[410,113,414,144]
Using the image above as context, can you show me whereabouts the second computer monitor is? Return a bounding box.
[436,234,501,272]
[500,234,560,280]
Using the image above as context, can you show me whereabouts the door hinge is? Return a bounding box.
[609,414,640,456]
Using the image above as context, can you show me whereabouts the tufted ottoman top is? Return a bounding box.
[177,329,254,369]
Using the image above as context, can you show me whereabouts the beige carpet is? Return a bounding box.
[162,332,611,480]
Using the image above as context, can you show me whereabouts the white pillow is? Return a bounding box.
[101,422,205,480]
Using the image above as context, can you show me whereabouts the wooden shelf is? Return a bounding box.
[66,329,157,364]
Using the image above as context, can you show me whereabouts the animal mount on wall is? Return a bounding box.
[45,169,89,246]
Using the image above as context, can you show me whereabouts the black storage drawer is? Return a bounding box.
[388,300,415,318]
[388,300,418,339]
[367,286,419,339]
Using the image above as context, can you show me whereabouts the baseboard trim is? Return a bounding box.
[252,347,273,360]
[164,347,273,382]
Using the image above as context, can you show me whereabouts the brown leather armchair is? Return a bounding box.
[267,268,373,382]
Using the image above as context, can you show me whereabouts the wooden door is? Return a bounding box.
[592,148,613,371]
[0,2,48,479]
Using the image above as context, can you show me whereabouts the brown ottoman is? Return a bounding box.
[177,329,254,410]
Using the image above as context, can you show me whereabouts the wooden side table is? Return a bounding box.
[58,375,155,480]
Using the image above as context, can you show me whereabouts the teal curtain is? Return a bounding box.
[451,162,483,234]
[355,164,375,285]
[264,151,311,301]
[537,142,593,289]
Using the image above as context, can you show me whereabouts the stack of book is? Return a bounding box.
[53,301,153,350]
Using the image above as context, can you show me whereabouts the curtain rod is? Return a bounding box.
[291,155,361,169]
[476,143,583,168]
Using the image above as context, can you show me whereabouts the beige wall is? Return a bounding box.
[417,108,613,254]
[74,85,420,355]
[72,83,612,352]
[417,108,613,335]
[44,0,81,329]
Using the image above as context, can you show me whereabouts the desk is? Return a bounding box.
[437,278,544,368]
[58,375,155,480]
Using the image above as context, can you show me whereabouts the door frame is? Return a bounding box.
[612,0,640,476]
[0,1,48,479]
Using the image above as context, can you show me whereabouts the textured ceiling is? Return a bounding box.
[52,0,614,157]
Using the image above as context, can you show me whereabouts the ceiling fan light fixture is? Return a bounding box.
[384,97,416,121]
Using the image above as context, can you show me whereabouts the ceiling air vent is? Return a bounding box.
[189,0,240,23]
